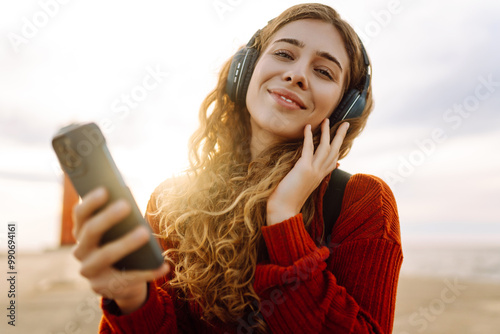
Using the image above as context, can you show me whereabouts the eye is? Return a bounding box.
[316,67,335,81]
[273,49,294,60]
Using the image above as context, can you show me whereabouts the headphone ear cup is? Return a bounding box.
[226,47,260,106]
[329,89,359,125]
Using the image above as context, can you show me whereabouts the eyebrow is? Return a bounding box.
[273,38,343,72]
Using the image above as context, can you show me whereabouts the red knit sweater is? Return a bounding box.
[98,173,403,333]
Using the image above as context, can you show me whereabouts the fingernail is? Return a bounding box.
[114,199,129,211]
[345,122,350,130]
[133,227,148,239]
[94,187,106,198]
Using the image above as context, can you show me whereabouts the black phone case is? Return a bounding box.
[52,122,164,270]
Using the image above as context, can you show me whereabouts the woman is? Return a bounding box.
[73,3,403,333]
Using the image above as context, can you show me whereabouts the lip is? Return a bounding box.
[268,88,307,110]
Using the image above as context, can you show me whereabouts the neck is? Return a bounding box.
[249,119,281,160]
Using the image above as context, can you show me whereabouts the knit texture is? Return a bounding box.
[98,173,403,333]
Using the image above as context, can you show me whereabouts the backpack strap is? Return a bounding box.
[322,168,352,244]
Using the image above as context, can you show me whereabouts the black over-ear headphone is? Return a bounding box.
[226,26,371,127]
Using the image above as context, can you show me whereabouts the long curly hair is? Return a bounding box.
[152,3,374,333]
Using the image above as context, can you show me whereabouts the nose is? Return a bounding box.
[282,63,308,90]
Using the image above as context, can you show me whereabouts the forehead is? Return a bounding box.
[268,19,350,69]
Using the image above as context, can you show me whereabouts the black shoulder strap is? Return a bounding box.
[322,168,352,243]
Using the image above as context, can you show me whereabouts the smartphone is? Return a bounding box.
[52,122,164,271]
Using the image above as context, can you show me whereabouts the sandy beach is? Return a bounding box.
[394,275,500,334]
[1,247,500,334]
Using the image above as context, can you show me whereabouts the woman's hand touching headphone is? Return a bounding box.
[266,119,349,226]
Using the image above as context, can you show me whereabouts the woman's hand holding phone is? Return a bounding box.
[72,187,170,314]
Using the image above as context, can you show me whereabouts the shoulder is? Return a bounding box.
[333,173,401,244]
[345,173,396,206]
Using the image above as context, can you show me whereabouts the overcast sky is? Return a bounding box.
[1,0,499,251]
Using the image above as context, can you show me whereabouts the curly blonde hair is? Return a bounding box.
[152,3,374,333]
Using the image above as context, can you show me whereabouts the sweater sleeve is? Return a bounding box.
[98,179,181,334]
[99,281,178,333]
[254,174,403,334]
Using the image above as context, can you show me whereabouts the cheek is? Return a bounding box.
[316,87,342,119]
[245,79,259,115]
[245,59,275,110]
[245,65,263,109]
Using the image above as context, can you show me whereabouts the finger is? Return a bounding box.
[319,118,330,148]
[329,122,349,154]
[73,199,131,260]
[79,225,152,278]
[116,263,171,286]
[72,187,108,238]
[313,118,331,164]
[301,124,314,158]
[90,263,170,299]
[120,263,171,285]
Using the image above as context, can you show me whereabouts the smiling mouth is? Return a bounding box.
[280,95,296,104]
[268,89,306,110]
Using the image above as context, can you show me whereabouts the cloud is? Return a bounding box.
[369,0,500,133]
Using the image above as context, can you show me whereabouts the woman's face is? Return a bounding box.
[246,19,349,142]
